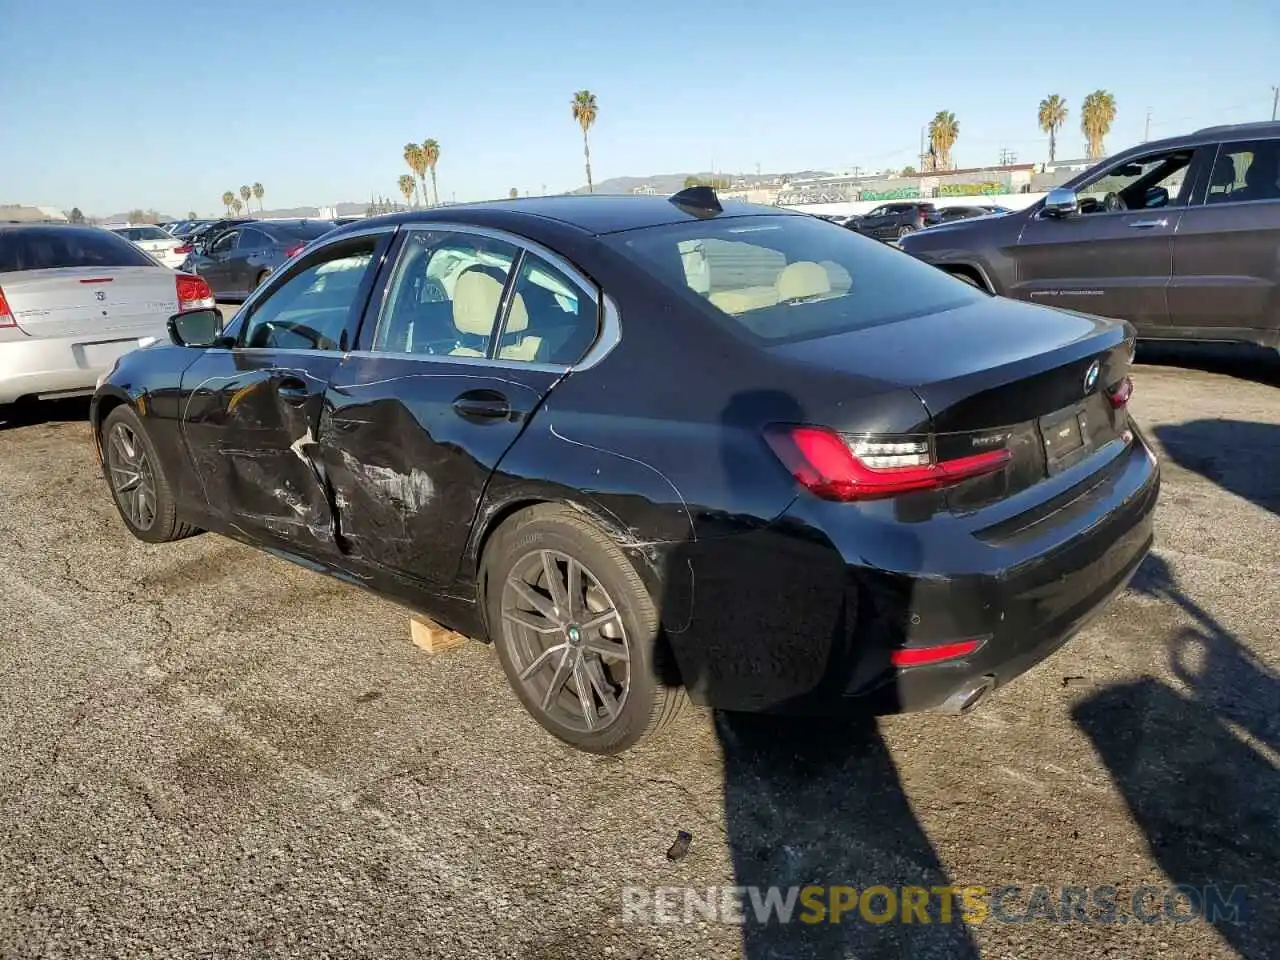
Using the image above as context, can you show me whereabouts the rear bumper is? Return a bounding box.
[661,433,1160,715]
[0,334,157,405]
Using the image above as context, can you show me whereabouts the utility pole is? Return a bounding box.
[1144,107,1152,141]
[998,147,1016,166]
[1272,86,1279,121]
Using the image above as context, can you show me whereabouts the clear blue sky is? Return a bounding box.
[3,0,1277,216]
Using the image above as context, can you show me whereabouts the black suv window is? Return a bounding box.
[1075,148,1195,214]
[1206,139,1280,204]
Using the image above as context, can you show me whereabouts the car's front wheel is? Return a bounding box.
[484,505,687,754]
[100,405,198,544]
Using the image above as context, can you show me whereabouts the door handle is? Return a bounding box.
[277,376,309,404]
[1127,218,1169,229]
[452,389,510,422]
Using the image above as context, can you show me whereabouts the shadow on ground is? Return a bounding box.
[0,397,91,431]
[1153,419,1280,516]
[718,713,979,960]
[1073,554,1279,959]
[1137,343,1280,388]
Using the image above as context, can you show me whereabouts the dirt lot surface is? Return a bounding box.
[1,348,1277,959]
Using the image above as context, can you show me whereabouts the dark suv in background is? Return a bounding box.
[849,202,943,241]
[898,121,1280,351]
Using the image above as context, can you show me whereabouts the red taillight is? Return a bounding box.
[764,425,1011,501]
[1106,376,1133,408]
[175,272,215,310]
[283,243,305,259]
[890,638,983,667]
[0,285,14,328]
[174,244,192,255]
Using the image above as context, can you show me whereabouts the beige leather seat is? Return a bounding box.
[776,261,832,302]
[449,268,542,360]
[708,286,779,315]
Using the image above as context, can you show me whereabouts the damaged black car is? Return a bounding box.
[92,189,1159,754]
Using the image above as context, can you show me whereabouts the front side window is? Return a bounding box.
[372,230,518,357]
[240,238,378,351]
[1076,148,1195,214]
[1205,139,1280,204]
[609,213,984,344]
[209,231,239,254]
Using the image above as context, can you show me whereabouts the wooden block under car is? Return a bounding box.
[409,616,467,654]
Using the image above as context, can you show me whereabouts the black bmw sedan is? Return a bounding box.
[91,189,1159,754]
[178,218,336,301]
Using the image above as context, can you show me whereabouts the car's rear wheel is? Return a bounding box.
[253,269,270,291]
[897,225,914,239]
[101,405,197,543]
[484,505,687,754]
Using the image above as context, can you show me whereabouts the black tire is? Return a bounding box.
[897,225,914,240]
[100,405,198,543]
[253,269,270,291]
[483,504,688,754]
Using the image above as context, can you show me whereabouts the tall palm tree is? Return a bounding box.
[231,198,243,216]
[509,187,519,199]
[398,175,416,208]
[403,143,425,207]
[1081,90,1118,159]
[928,111,959,170]
[1038,95,1069,163]
[252,182,265,213]
[239,185,252,218]
[571,90,598,192]
[221,191,235,214]
[422,139,441,206]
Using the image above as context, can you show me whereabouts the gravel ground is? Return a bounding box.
[0,347,1277,960]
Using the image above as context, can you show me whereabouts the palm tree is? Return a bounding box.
[231,198,243,216]
[571,90,598,192]
[1038,95,1069,163]
[252,182,265,212]
[422,139,441,206]
[221,191,235,214]
[1081,90,1118,160]
[398,175,416,208]
[239,185,252,218]
[928,111,959,170]
[509,187,519,199]
[403,143,425,206]
[186,210,197,219]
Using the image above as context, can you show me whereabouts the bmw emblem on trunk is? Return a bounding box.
[94,290,106,302]
[1084,360,1100,393]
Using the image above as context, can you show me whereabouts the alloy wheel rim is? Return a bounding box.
[107,423,157,530]
[501,549,631,733]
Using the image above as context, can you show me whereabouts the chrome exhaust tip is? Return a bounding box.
[939,675,996,716]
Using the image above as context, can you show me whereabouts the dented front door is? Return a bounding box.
[179,347,342,554]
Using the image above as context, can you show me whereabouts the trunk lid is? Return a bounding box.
[769,296,1135,507]
[2,266,178,339]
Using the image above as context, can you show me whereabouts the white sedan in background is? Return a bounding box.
[0,223,214,409]
[109,225,187,270]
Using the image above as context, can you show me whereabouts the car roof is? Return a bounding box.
[341,193,800,237]
[1123,120,1280,155]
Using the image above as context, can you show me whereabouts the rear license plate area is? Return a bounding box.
[1040,404,1091,475]
[75,340,137,370]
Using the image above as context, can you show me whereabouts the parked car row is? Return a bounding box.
[85,186,1157,754]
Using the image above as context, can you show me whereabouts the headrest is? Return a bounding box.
[452,266,528,336]
[776,261,832,302]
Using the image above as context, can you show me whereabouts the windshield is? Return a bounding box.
[0,227,156,272]
[607,214,984,344]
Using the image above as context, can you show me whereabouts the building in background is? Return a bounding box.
[1,204,68,222]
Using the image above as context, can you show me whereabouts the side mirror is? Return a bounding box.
[1043,187,1080,219]
[167,308,223,348]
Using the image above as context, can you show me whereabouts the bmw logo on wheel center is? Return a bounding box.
[1084,360,1101,393]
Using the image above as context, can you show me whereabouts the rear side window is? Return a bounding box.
[276,221,337,241]
[0,228,154,272]
[608,214,984,344]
